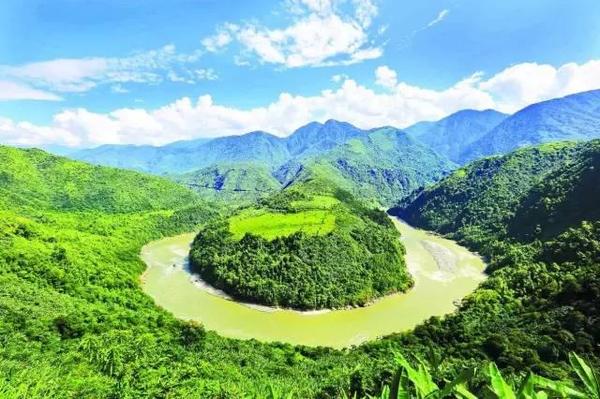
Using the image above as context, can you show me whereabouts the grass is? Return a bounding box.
[290,195,340,210]
[228,209,336,240]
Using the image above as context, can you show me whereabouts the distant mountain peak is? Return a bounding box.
[405,108,508,164]
[460,89,600,162]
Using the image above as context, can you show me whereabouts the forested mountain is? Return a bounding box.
[285,119,365,157]
[301,127,455,206]
[2,142,599,397]
[393,141,583,239]
[162,123,455,207]
[389,139,600,378]
[461,89,600,161]
[71,120,365,174]
[405,109,507,163]
[190,178,412,309]
[395,139,600,245]
[174,162,282,204]
[0,145,199,212]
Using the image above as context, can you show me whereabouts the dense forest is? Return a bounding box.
[1,143,599,398]
[190,183,412,309]
[390,139,600,376]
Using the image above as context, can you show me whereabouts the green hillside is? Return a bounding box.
[298,128,455,207]
[0,145,199,213]
[389,139,600,373]
[189,179,412,309]
[394,141,581,240]
[393,140,600,249]
[173,162,282,205]
[1,145,598,398]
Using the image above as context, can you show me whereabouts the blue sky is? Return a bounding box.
[1,0,600,147]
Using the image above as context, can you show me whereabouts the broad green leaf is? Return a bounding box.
[437,367,476,398]
[395,354,438,397]
[532,375,585,398]
[488,363,516,399]
[569,352,600,399]
[455,383,479,399]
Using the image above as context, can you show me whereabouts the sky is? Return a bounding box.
[1,0,600,148]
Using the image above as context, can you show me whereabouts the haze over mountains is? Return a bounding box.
[73,120,365,174]
[74,90,600,167]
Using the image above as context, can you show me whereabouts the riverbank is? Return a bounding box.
[140,218,486,348]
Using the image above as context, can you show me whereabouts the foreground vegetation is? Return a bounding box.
[190,180,412,309]
[1,142,599,398]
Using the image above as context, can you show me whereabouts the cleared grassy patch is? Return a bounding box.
[229,209,336,240]
[291,195,340,210]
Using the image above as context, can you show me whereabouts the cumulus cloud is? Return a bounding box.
[201,0,383,67]
[479,60,600,111]
[201,30,233,52]
[0,44,209,97]
[2,59,600,148]
[375,65,397,89]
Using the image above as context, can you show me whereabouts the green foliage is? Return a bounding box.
[190,183,412,309]
[173,162,283,206]
[2,140,600,398]
[388,140,600,385]
[302,128,455,207]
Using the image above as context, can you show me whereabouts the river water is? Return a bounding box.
[140,218,486,348]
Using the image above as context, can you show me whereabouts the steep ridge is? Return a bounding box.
[392,141,582,239]
[461,89,600,162]
[405,109,507,163]
[388,139,600,376]
[71,120,365,174]
[301,127,455,206]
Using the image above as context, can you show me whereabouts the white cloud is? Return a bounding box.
[202,0,382,68]
[426,9,449,28]
[375,65,397,89]
[195,68,218,80]
[110,84,129,94]
[0,44,207,96]
[2,59,600,148]
[331,73,349,83]
[201,30,233,52]
[0,80,62,101]
[479,60,600,111]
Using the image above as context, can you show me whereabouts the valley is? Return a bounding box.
[1,90,600,398]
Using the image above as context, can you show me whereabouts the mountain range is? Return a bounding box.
[72,120,365,174]
[404,108,508,163]
[69,89,600,206]
[460,89,600,162]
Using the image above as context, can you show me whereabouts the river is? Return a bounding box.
[140,218,486,348]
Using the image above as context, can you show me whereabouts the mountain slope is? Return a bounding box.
[301,127,455,206]
[286,119,365,157]
[190,177,412,309]
[461,89,600,162]
[73,120,454,206]
[174,162,283,204]
[0,145,199,213]
[388,140,600,374]
[405,109,507,163]
[71,120,366,174]
[393,139,600,250]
